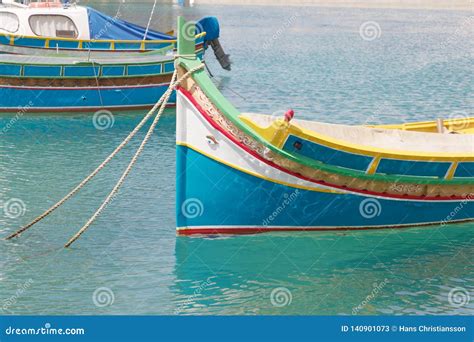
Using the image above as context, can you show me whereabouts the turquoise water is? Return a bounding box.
[0,2,473,315]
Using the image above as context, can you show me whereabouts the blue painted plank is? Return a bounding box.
[283,135,373,171]
[454,162,474,178]
[0,35,11,45]
[163,62,174,73]
[23,65,62,77]
[83,41,111,50]
[376,159,450,178]
[0,64,21,76]
[114,42,142,50]
[102,66,125,76]
[127,64,162,76]
[50,39,80,49]
[15,37,45,48]
[63,66,100,77]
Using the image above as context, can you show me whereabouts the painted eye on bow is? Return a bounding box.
[206,135,218,145]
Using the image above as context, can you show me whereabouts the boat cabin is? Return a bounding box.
[0,0,90,39]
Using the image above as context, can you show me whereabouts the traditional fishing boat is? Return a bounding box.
[0,7,231,113]
[0,0,229,66]
[0,45,206,112]
[175,18,474,235]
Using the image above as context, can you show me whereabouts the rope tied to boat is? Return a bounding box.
[6,61,205,247]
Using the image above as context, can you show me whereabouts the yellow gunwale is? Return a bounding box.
[369,117,474,134]
[2,32,206,47]
[289,123,474,162]
[241,115,474,162]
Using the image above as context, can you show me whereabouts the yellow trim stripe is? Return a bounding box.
[445,162,458,180]
[287,124,474,162]
[2,32,207,46]
[366,156,381,175]
[177,141,345,194]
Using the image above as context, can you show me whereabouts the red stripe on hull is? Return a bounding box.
[0,103,175,113]
[177,87,471,202]
[177,219,474,236]
[0,82,171,91]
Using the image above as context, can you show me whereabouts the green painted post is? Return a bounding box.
[177,17,195,57]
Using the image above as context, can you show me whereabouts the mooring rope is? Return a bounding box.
[64,62,203,248]
[6,60,203,242]
[143,0,158,41]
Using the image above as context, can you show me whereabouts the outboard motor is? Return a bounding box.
[197,16,231,71]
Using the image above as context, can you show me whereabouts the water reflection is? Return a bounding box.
[172,226,474,315]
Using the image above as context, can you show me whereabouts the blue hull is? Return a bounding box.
[176,146,474,233]
[0,84,175,112]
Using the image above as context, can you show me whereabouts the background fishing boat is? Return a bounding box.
[0,0,229,67]
[175,18,474,235]
[0,2,232,113]
[0,46,204,112]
